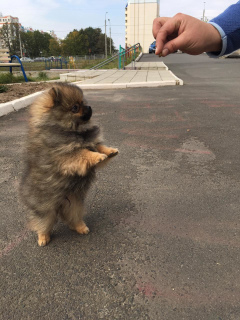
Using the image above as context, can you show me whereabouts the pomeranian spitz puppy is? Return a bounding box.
[20,82,118,246]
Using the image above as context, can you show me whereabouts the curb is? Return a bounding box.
[168,70,184,85]
[0,91,43,117]
[74,80,178,90]
[135,52,143,62]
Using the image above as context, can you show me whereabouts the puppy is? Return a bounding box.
[20,82,118,246]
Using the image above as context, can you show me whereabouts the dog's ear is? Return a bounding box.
[48,87,62,105]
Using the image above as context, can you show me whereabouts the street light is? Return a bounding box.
[203,2,206,22]
[108,18,111,56]
[105,12,108,59]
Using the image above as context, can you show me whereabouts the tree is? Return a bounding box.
[49,38,61,56]
[20,31,34,57]
[0,23,21,55]
[61,30,89,56]
[61,27,116,56]
[20,30,53,57]
[84,27,102,54]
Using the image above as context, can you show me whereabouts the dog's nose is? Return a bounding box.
[82,105,92,121]
[86,105,92,113]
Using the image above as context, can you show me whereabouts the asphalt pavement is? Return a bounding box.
[1,53,240,319]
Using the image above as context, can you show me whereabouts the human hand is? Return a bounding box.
[152,13,222,56]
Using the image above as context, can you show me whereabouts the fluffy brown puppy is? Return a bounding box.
[20,82,118,246]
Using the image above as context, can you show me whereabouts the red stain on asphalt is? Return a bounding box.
[123,214,240,248]
[119,111,187,123]
[0,228,29,258]
[136,281,192,301]
[120,128,178,139]
[175,148,212,155]
[209,103,237,108]
[174,111,185,122]
[119,112,158,123]
[124,140,212,155]
[136,280,240,306]
[137,282,160,297]
[199,100,238,108]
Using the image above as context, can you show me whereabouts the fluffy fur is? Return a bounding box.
[20,82,118,246]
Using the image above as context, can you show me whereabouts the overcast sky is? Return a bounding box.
[0,0,236,49]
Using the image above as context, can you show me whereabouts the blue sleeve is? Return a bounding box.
[207,1,240,57]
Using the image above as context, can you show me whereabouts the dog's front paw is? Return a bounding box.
[96,145,119,157]
[107,148,119,157]
[91,153,107,165]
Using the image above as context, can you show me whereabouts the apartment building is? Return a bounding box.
[0,13,20,48]
[125,0,160,53]
[0,14,19,27]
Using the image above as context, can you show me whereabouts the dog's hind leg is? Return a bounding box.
[59,194,89,235]
[28,211,57,246]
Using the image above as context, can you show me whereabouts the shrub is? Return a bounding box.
[0,85,8,93]
[37,72,49,81]
[0,73,30,84]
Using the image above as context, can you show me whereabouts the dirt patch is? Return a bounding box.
[0,82,54,104]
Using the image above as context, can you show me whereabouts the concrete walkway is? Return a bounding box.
[0,61,183,117]
[60,61,183,89]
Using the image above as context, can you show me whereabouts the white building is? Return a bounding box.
[0,13,20,48]
[125,0,160,53]
[0,13,19,27]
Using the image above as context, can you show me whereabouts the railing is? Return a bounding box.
[45,58,68,70]
[89,43,142,70]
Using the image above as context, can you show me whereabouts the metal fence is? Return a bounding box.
[89,43,142,70]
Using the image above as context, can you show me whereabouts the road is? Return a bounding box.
[1,53,240,320]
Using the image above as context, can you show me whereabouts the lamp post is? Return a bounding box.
[19,30,23,58]
[105,12,108,59]
[203,2,206,22]
[108,18,111,56]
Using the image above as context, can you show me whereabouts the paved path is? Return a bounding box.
[60,61,183,89]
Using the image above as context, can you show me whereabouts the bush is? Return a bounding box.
[0,73,31,84]
[37,72,49,81]
[0,85,8,93]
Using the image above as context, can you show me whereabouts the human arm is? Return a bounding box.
[208,1,240,57]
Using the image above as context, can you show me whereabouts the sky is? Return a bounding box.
[0,0,236,49]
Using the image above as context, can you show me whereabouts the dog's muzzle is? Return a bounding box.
[81,106,92,121]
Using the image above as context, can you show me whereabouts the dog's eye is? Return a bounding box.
[71,105,80,113]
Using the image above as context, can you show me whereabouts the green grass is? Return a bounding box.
[0,72,51,84]
[0,85,8,93]
[0,73,32,84]
[36,71,49,81]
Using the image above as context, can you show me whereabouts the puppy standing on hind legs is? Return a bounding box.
[20,82,118,246]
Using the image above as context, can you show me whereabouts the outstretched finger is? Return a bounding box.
[154,18,181,55]
[161,33,187,56]
[152,17,169,39]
